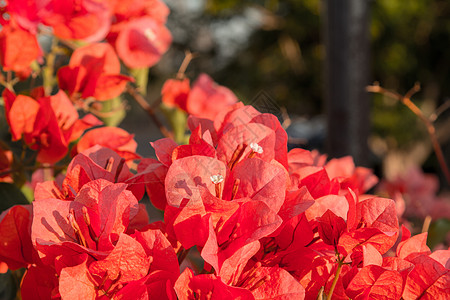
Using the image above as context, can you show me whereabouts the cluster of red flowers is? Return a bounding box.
[0,0,171,78]
[0,0,448,299]
[0,0,171,167]
[0,102,448,299]
[161,73,239,119]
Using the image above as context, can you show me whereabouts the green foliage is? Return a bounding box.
[0,183,29,213]
[371,0,450,97]
[213,0,322,115]
[206,0,450,150]
[428,218,450,249]
[206,0,242,14]
[371,94,426,147]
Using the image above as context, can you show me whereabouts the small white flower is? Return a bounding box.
[249,142,263,154]
[210,174,224,184]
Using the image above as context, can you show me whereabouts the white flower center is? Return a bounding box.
[210,174,224,184]
[249,142,263,154]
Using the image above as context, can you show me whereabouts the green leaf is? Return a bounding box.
[0,183,29,213]
[20,185,34,203]
[428,218,450,249]
[0,270,17,300]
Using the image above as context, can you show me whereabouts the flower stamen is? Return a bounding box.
[227,144,246,170]
[68,209,87,248]
[104,157,114,173]
[211,174,224,198]
[248,142,263,158]
[82,206,98,249]
[231,178,240,200]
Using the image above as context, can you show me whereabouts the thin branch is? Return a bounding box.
[0,71,19,91]
[367,83,450,184]
[126,84,173,139]
[176,50,197,80]
[429,100,450,122]
[150,96,162,110]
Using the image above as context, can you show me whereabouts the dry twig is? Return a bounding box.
[367,83,450,184]
[126,84,173,139]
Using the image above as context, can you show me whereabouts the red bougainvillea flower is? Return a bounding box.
[339,192,399,256]
[317,209,347,247]
[23,178,179,298]
[106,0,171,68]
[204,237,307,298]
[2,88,101,163]
[2,0,50,33]
[289,153,377,200]
[324,156,378,194]
[58,42,133,102]
[380,166,450,220]
[32,180,141,253]
[2,81,449,299]
[143,103,291,213]
[75,126,140,161]
[174,268,254,300]
[402,253,450,299]
[161,78,190,111]
[162,154,286,277]
[35,145,145,203]
[40,0,112,42]
[0,205,36,270]
[0,21,41,79]
[237,263,306,299]
[112,16,172,68]
[215,116,288,169]
[175,258,306,299]
[111,228,180,299]
[0,205,59,297]
[186,74,239,119]
[4,0,111,42]
[110,0,170,25]
[184,103,288,168]
[345,265,403,300]
[141,102,420,299]
[137,158,170,210]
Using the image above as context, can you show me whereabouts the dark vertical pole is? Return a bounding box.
[323,0,371,166]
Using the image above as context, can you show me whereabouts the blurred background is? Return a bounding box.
[121,0,450,189]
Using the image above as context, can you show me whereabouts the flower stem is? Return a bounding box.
[327,261,343,300]
[176,50,196,80]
